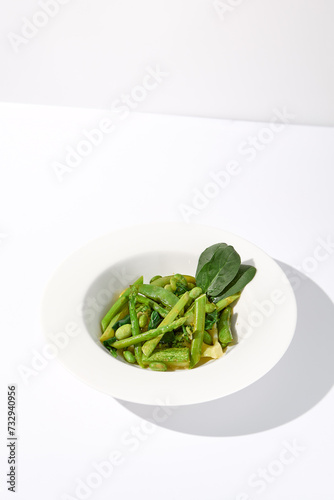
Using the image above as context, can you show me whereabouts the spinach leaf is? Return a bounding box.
[103,339,118,357]
[196,243,227,278]
[160,326,190,347]
[159,331,174,345]
[148,310,162,330]
[175,282,188,296]
[204,310,218,330]
[196,244,241,297]
[103,337,117,346]
[213,265,257,302]
[107,347,118,358]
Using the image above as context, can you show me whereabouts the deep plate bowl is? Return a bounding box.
[41,223,297,405]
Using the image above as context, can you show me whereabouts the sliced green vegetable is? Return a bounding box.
[143,348,190,364]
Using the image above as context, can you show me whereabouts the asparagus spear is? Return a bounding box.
[136,294,169,317]
[190,294,206,368]
[216,292,241,312]
[101,276,144,331]
[99,306,129,342]
[138,284,178,308]
[129,288,144,367]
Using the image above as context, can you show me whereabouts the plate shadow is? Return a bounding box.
[116,262,334,436]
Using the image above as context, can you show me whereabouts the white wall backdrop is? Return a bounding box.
[1,0,334,126]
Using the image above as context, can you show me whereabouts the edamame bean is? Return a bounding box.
[115,324,132,340]
[189,287,202,299]
[205,302,216,313]
[123,350,136,364]
[149,361,167,371]
[138,314,148,328]
[170,277,177,291]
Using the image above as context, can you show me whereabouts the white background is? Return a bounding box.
[0,103,334,499]
[1,0,334,498]
[1,0,334,125]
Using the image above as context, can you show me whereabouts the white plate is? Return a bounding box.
[41,223,297,406]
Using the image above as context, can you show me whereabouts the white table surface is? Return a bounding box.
[0,103,334,499]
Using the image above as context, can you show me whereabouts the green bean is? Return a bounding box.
[142,292,190,357]
[203,331,213,345]
[138,284,178,308]
[216,293,241,312]
[115,324,132,340]
[136,295,169,317]
[150,275,162,283]
[101,276,143,331]
[123,350,136,364]
[129,288,144,367]
[111,317,187,349]
[149,361,167,371]
[143,348,189,364]
[190,294,206,368]
[218,306,233,347]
